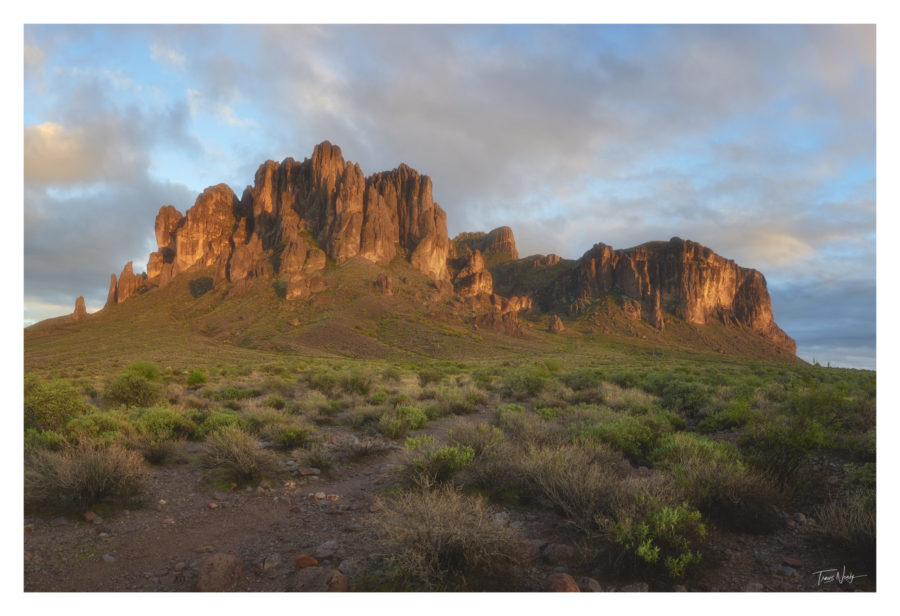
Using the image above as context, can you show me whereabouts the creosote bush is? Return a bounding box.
[102,370,162,408]
[24,376,92,431]
[378,405,428,438]
[25,438,148,509]
[375,483,524,590]
[202,425,278,482]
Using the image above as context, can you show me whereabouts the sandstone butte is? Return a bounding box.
[89,141,795,355]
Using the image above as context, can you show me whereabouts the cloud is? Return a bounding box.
[150,41,185,69]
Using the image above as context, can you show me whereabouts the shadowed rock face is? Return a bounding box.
[542,237,795,353]
[452,226,518,261]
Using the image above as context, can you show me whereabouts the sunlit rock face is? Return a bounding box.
[544,237,795,353]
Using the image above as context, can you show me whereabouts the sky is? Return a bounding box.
[22,24,876,369]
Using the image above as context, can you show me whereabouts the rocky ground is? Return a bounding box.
[23,414,875,593]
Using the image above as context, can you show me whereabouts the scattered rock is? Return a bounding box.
[618,582,650,592]
[298,467,321,476]
[174,562,187,572]
[290,567,348,592]
[196,553,243,592]
[314,540,339,559]
[542,543,576,564]
[261,554,281,573]
[544,573,579,592]
[295,555,319,569]
[548,314,565,333]
[102,554,116,563]
[326,494,340,501]
[207,503,219,509]
[782,556,803,568]
[793,512,807,524]
[744,582,764,592]
[578,577,604,592]
[672,584,688,592]
[49,517,68,527]
[24,524,34,533]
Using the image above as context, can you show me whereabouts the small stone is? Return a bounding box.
[793,512,807,524]
[492,512,510,525]
[578,577,604,592]
[98,532,110,538]
[198,545,215,553]
[542,543,577,565]
[174,562,187,572]
[619,582,650,592]
[50,517,68,527]
[295,555,318,569]
[158,500,167,505]
[291,567,348,592]
[781,566,799,578]
[263,554,282,572]
[102,554,116,563]
[314,540,339,559]
[314,492,326,500]
[299,468,321,476]
[782,556,803,568]
[786,519,796,528]
[196,553,243,592]
[208,503,219,509]
[214,492,228,501]
[326,494,339,501]
[92,516,103,525]
[162,518,176,525]
[672,584,688,592]
[744,582,764,592]
[24,524,34,533]
[84,511,97,523]
[544,573,580,592]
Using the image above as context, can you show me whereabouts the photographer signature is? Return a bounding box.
[811,566,867,586]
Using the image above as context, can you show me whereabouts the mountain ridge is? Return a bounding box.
[57,141,795,357]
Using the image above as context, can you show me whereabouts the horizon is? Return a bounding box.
[23,24,876,369]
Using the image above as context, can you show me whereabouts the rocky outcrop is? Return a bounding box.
[374,273,393,295]
[543,237,794,352]
[72,296,87,322]
[549,314,565,333]
[104,262,148,308]
[452,226,518,261]
[453,249,493,297]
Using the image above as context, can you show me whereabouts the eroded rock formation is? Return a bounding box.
[543,237,794,352]
[72,296,87,322]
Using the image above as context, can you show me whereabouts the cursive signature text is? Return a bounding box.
[811,566,867,586]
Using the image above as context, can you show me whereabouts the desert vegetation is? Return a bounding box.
[23,353,875,591]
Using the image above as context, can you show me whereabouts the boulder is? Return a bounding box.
[375,273,393,295]
[544,573,580,592]
[548,315,565,333]
[196,553,243,592]
[290,566,348,592]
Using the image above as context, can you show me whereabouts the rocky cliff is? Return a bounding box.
[94,142,794,355]
[541,237,795,353]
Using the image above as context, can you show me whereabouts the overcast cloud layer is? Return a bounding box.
[23,25,875,368]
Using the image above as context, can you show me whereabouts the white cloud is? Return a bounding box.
[151,41,185,69]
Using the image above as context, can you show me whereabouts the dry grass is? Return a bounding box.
[202,425,279,482]
[375,482,525,590]
[815,490,875,559]
[25,438,148,509]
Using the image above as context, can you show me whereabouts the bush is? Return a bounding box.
[209,386,262,401]
[340,372,373,396]
[605,495,707,579]
[103,373,161,408]
[641,373,712,418]
[123,361,161,381]
[408,444,476,483]
[493,406,564,448]
[447,421,505,459]
[25,438,148,509]
[189,276,214,298]
[305,372,339,396]
[24,428,67,451]
[814,490,875,560]
[578,410,673,462]
[381,366,403,382]
[270,423,316,449]
[64,410,133,444]
[186,370,207,387]
[379,406,428,438]
[500,367,548,400]
[739,410,825,486]
[417,367,445,387]
[132,407,196,464]
[651,432,782,532]
[24,376,92,431]
[264,395,286,410]
[202,425,278,482]
[196,410,248,437]
[375,484,524,590]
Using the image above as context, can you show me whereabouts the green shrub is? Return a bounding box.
[381,366,403,382]
[340,372,373,395]
[196,410,248,437]
[447,422,505,459]
[605,496,706,579]
[379,406,428,438]
[24,428,67,451]
[271,423,315,449]
[24,376,92,431]
[264,395,286,410]
[641,374,712,418]
[64,411,133,444]
[560,368,605,391]
[102,373,161,408]
[375,484,524,591]
[189,276,214,298]
[697,399,754,432]
[739,410,825,486]
[186,370,207,387]
[305,372,339,396]
[651,432,782,532]
[417,367,445,387]
[578,411,672,462]
[209,386,262,401]
[202,425,278,482]
[500,367,548,400]
[131,407,196,463]
[494,406,564,447]
[409,445,476,483]
[123,361,161,381]
[25,438,148,509]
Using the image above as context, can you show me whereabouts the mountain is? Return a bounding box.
[36,141,796,362]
